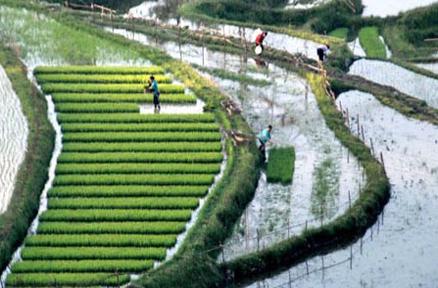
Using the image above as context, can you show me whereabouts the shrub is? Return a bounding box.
[267,147,295,184]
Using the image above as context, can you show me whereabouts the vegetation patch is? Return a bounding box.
[266,147,295,184]
[358,26,387,58]
[329,27,349,40]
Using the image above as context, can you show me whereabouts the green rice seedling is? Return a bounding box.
[48,185,209,198]
[34,66,164,75]
[48,197,199,210]
[61,122,219,133]
[53,174,215,186]
[40,209,192,222]
[6,272,130,287]
[328,28,349,40]
[12,259,154,273]
[42,83,184,94]
[267,147,295,185]
[52,93,196,104]
[359,27,387,58]
[58,152,223,163]
[62,142,222,153]
[38,221,186,234]
[25,234,177,248]
[62,132,222,142]
[37,74,172,84]
[55,103,139,113]
[21,246,166,260]
[58,113,215,123]
[55,163,221,174]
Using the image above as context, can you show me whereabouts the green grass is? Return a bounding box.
[6,272,130,287]
[38,221,186,234]
[48,185,209,198]
[48,197,199,210]
[56,163,221,174]
[52,93,196,104]
[266,147,295,184]
[328,28,348,40]
[57,113,215,123]
[37,73,172,84]
[12,259,154,273]
[358,26,387,58]
[34,66,164,75]
[40,209,193,222]
[61,122,219,132]
[55,103,139,113]
[62,131,222,142]
[42,83,185,94]
[62,142,222,152]
[58,152,223,163]
[53,174,215,186]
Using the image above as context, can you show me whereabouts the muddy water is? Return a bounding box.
[107,27,364,259]
[125,1,322,60]
[0,65,29,214]
[349,59,438,109]
[246,90,438,287]
[362,0,438,17]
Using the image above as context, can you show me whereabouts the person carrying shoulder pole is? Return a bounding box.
[257,125,273,161]
[317,44,331,62]
[145,75,161,112]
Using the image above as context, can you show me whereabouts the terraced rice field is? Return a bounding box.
[6,66,223,287]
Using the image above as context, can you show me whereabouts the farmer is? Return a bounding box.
[145,75,161,112]
[257,125,273,161]
[316,44,330,62]
[255,31,268,53]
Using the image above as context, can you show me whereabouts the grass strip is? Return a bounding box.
[58,152,223,163]
[358,27,387,58]
[52,93,196,104]
[328,28,348,40]
[53,174,215,186]
[48,185,209,198]
[61,122,219,132]
[40,209,193,222]
[267,147,295,184]
[62,142,222,152]
[12,259,154,273]
[37,73,171,84]
[37,221,186,234]
[42,83,184,94]
[25,234,177,247]
[56,163,221,174]
[34,66,164,75]
[62,131,222,142]
[6,272,130,287]
[57,113,215,123]
[48,197,199,210]
[21,247,166,260]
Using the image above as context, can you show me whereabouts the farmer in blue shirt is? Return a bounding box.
[145,75,161,112]
[257,125,272,160]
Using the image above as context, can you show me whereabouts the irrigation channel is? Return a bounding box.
[105,24,364,259]
[0,65,28,214]
[246,90,438,287]
[0,5,226,286]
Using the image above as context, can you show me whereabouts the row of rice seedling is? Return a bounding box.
[61,122,219,132]
[42,83,185,94]
[38,221,187,234]
[56,163,221,174]
[48,185,209,198]
[34,66,164,75]
[8,66,223,287]
[12,260,154,273]
[40,209,193,222]
[58,152,223,163]
[52,93,196,103]
[48,197,199,210]
[62,142,222,152]
[37,73,172,84]
[25,234,177,248]
[58,113,215,123]
[62,131,222,142]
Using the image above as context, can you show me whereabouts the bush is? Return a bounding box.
[267,147,295,184]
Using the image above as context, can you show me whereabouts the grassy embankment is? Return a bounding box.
[0,45,55,272]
